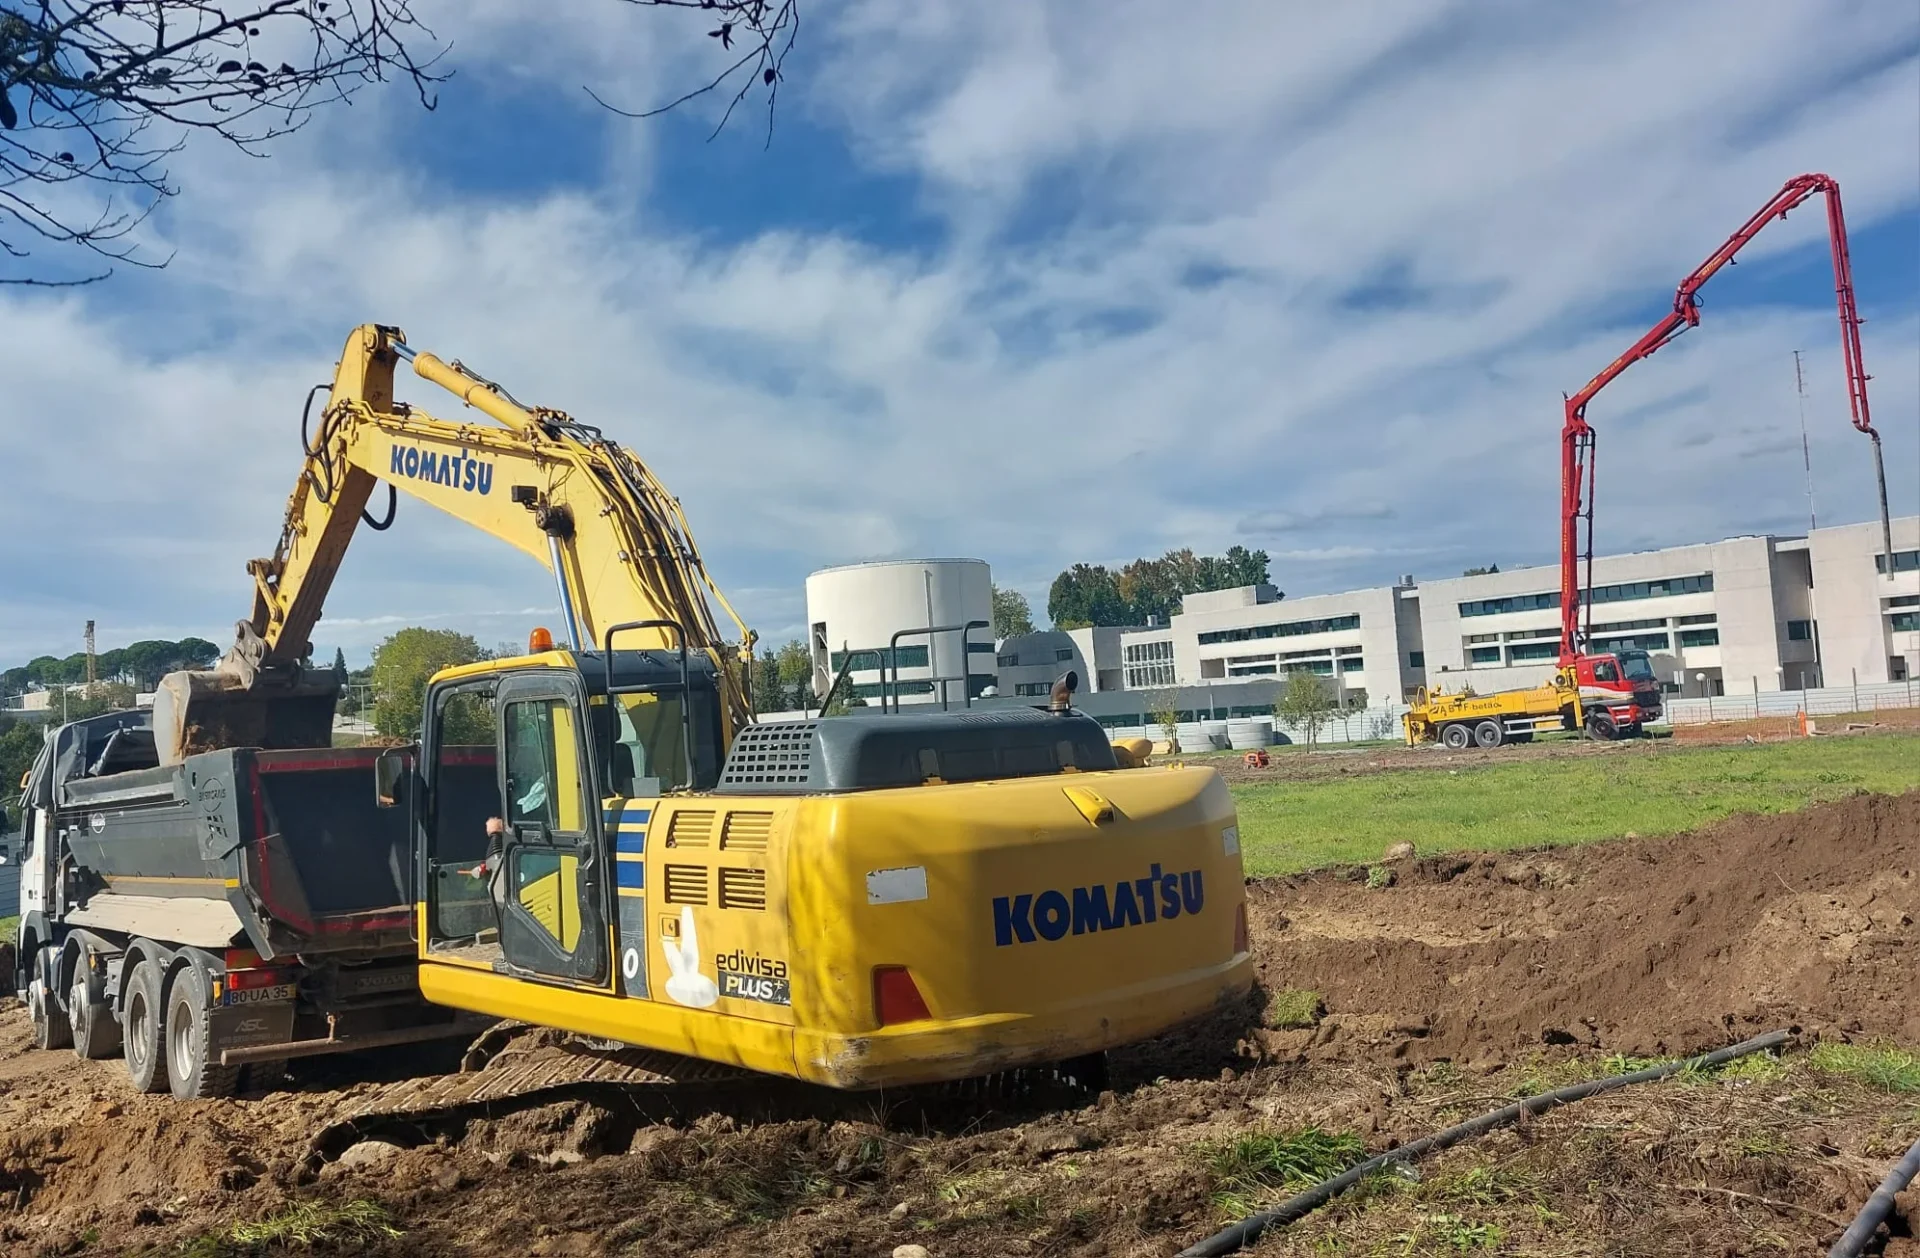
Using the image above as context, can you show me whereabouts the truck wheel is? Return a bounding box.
[28,978,71,1051]
[1440,724,1471,751]
[1586,713,1616,741]
[1472,720,1505,749]
[166,965,242,1101]
[124,958,170,1094]
[70,964,122,1061]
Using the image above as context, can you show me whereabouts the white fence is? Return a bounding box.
[1662,678,1920,725]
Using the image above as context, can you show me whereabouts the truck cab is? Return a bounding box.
[1569,648,1663,737]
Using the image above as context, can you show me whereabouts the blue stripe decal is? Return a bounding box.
[614,829,646,856]
[622,807,653,823]
[615,862,646,890]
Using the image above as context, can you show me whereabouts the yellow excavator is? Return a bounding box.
[153,325,1251,1091]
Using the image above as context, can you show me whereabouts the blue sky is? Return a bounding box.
[1,0,1916,667]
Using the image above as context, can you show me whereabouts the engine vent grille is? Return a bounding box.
[718,867,767,911]
[663,864,709,905]
[667,810,715,848]
[717,721,817,792]
[721,812,773,852]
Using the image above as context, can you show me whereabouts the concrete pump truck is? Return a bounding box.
[16,324,1251,1101]
[1406,173,1888,750]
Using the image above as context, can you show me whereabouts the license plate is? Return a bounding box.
[223,982,295,1006]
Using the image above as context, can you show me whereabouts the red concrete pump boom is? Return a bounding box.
[1559,172,1890,666]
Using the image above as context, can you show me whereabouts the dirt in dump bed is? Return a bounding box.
[0,791,1911,1257]
[1247,787,1919,1067]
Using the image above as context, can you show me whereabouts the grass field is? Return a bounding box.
[1230,732,1920,877]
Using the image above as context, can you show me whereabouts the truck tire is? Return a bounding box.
[124,958,170,1094]
[70,963,122,1061]
[166,964,242,1101]
[1472,720,1505,749]
[1586,712,1616,741]
[1440,724,1471,751]
[28,950,71,1051]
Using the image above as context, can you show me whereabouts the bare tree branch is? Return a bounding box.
[0,1,447,283]
[591,0,798,145]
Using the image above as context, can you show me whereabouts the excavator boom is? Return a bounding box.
[154,325,753,763]
[1559,173,1888,665]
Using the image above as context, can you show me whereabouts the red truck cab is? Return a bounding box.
[1569,649,1663,738]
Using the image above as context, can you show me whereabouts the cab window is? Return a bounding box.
[1593,661,1620,683]
[503,698,586,833]
[607,693,691,796]
[1620,653,1656,683]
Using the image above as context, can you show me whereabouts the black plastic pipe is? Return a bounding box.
[1176,1028,1793,1258]
[1829,1134,1920,1258]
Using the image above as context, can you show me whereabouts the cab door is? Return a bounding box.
[494,675,610,987]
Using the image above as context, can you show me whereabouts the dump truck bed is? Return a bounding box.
[58,740,414,960]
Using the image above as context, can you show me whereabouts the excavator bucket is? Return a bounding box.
[151,624,342,765]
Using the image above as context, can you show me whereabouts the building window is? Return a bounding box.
[1458,573,1713,618]
[831,644,930,672]
[1504,627,1560,640]
[1875,549,1920,574]
[1468,646,1502,665]
[1334,645,1363,656]
[1678,628,1721,647]
[1228,664,1278,676]
[967,641,996,654]
[1195,613,1359,646]
[1785,620,1814,642]
[1590,633,1670,653]
[1465,632,1500,644]
[1281,659,1334,676]
[1892,612,1919,634]
[1675,613,1718,626]
[1055,648,1074,661]
[1408,651,1424,669]
[1123,640,1174,664]
[1125,663,1177,688]
[997,653,1019,667]
[1887,594,1919,609]
[1589,618,1666,634]
[1013,682,1054,697]
[1506,642,1558,662]
[1339,657,1364,672]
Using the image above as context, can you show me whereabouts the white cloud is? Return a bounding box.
[0,0,1914,664]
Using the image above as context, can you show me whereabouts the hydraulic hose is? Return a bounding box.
[1829,1135,1920,1258]
[1176,1028,1793,1258]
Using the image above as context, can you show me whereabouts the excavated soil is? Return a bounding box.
[0,791,1911,1257]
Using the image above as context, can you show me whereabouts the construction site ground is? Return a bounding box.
[0,783,1915,1255]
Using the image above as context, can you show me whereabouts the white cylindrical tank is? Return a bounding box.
[804,559,995,707]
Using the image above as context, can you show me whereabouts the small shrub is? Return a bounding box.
[1365,865,1393,890]
[1202,1127,1365,1213]
[1265,988,1325,1030]
[226,1199,401,1247]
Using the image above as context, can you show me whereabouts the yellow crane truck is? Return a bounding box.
[20,325,1250,1099]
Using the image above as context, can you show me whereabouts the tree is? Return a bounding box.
[1462,564,1501,577]
[1147,689,1183,752]
[772,639,813,712]
[332,647,348,676]
[0,713,44,830]
[749,646,785,715]
[1,2,799,285]
[1277,671,1336,750]
[1048,547,1278,629]
[368,627,483,740]
[1048,563,1128,630]
[991,584,1034,640]
[1,1,447,284]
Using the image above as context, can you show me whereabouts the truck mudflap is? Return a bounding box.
[209,1000,297,1060]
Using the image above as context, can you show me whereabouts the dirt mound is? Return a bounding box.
[1250,789,1918,1065]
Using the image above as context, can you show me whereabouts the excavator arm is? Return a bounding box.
[1558,173,1888,664]
[155,324,754,763]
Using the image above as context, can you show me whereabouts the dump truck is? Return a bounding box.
[10,710,484,1099]
[16,324,1252,1102]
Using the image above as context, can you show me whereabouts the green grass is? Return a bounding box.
[1229,734,1920,876]
[1202,1127,1366,1214]
[1265,988,1324,1029]
[0,915,16,944]
[181,1200,401,1257]
[1809,1042,1920,1093]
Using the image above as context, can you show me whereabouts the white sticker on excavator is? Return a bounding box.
[866,866,929,905]
[1221,826,1240,856]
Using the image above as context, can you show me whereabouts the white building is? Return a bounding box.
[1803,515,1920,685]
[803,559,996,707]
